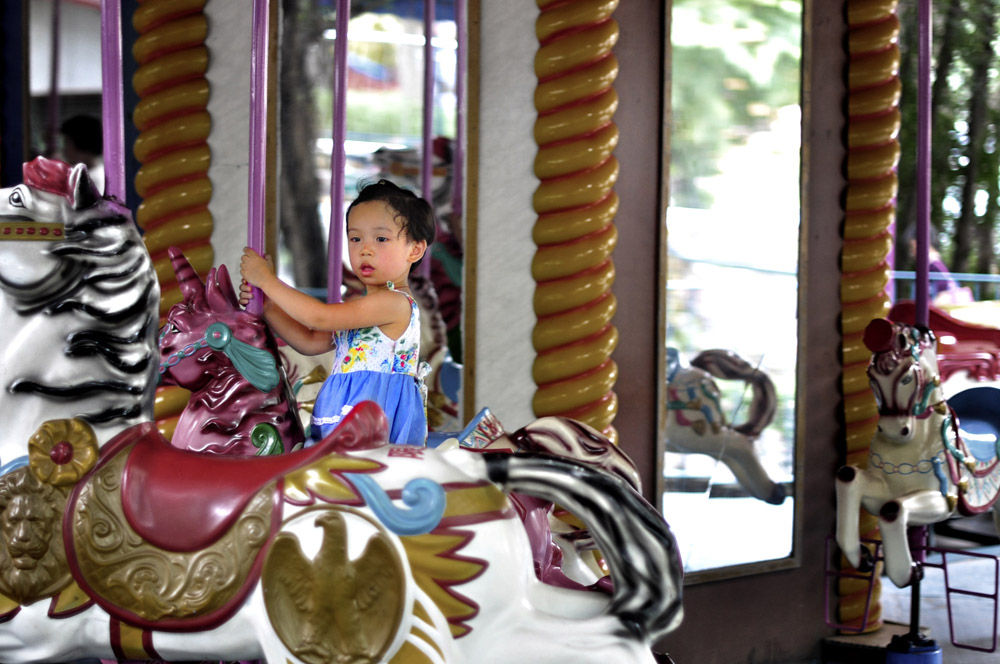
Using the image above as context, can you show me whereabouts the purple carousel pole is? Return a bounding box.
[46,0,61,159]
[418,0,436,279]
[100,0,125,202]
[328,0,350,304]
[915,0,931,327]
[247,0,271,315]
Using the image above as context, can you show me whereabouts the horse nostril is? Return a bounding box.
[900,426,909,436]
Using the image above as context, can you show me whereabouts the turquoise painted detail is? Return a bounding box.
[698,383,723,424]
[931,456,949,499]
[941,414,966,464]
[914,380,935,416]
[346,473,446,536]
[0,456,28,477]
[205,322,279,392]
[251,422,284,456]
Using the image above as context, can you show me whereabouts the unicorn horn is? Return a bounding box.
[168,247,204,300]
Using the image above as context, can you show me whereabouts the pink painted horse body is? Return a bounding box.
[158,248,304,456]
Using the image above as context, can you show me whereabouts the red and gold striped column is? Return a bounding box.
[532,0,620,442]
[132,0,215,319]
[131,0,216,438]
[839,0,901,632]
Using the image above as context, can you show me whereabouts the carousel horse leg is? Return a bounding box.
[716,432,786,504]
[877,493,951,588]
[835,465,887,571]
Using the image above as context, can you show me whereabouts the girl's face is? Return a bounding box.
[347,201,426,288]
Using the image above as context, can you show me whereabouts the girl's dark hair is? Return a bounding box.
[348,179,436,271]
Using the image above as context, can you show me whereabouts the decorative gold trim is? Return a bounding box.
[48,579,93,617]
[463,0,481,424]
[71,447,273,622]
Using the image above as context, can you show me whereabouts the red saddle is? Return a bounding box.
[118,401,390,552]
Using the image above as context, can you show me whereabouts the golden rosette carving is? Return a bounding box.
[28,419,99,487]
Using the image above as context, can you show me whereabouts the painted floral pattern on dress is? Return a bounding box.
[393,340,419,374]
[330,291,421,376]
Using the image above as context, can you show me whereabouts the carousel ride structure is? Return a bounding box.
[0,158,684,663]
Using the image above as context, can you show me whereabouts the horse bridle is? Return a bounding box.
[159,321,279,392]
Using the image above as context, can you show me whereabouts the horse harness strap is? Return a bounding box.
[159,321,280,392]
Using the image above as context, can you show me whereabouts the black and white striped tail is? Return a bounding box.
[483,452,684,642]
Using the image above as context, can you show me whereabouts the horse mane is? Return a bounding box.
[2,167,158,427]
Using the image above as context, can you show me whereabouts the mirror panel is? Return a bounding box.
[660,0,803,580]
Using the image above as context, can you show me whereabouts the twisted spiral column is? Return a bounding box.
[531,0,620,441]
[838,0,902,633]
[132,0,215,320]
[132,0,215,438]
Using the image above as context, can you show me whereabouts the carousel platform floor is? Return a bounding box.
[821,518,1000,664]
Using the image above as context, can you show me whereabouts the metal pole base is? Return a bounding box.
[885,633,942,664]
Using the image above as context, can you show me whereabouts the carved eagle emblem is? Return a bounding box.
[263,510,405,664]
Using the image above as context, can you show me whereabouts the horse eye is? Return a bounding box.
[8,189,24,208]
[901,374,913,385]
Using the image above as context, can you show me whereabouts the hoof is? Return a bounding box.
[836,466,857,483]
[880,500,901,522]
[765,483,787,505]
[889,563,923,589]
[856,545,875,573]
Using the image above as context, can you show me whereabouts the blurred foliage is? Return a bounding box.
[896,0,1000,297]
[669,0,802,209]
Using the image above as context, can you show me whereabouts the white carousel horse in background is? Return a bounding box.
[836,318,1000,588]
[0,157,159,471]
[665,347,786,504]
[0,162,684,662]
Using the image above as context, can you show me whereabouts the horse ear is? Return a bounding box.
[68,163,100,210]
[214,263,240,307]
[168,247,205,303]
[863,318,895,353]
[206,265,237,313]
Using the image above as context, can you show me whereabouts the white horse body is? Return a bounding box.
[836,318,1000,587]
[0,159,158,467]
[0,409,680,663]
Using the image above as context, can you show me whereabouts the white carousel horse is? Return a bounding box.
[0,157,159,472]
[0,402,682,663]
[0,163,683,661]
[665,347,786,504]
[836,318,1000,588]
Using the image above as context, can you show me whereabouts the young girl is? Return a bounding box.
[239,179,436,446]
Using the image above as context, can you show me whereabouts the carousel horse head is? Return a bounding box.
[864,318,942,443]
[158,247,303,455]
[0,157,158,464]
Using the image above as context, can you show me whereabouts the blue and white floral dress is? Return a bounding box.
[310,284,426,445]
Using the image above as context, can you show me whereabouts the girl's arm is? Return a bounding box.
[239,281,333,355]
[240,248,409,333]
